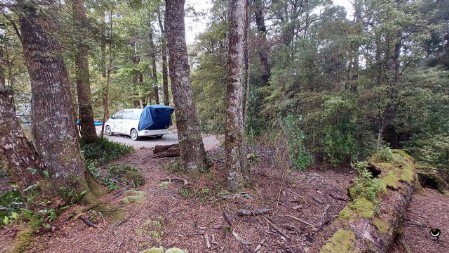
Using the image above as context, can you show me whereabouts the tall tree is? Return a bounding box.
[158,10,170,105]
[165,0,207,170]
[149,27,160,104]
[253,0,270,86]
[225,0,247,191]
[71,0,97,143]
[0,87,42,195]
[18,0,94,199]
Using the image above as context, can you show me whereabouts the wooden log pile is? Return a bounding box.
[153,144,180,158]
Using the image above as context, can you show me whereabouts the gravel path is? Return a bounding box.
[96,127,222,151]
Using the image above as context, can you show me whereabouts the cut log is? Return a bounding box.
[153,144,180,158]
[319,150,417,253]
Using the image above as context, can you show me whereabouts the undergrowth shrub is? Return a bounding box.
[80,138,133,164]
[282,115,313,170]
[350,162,382,201]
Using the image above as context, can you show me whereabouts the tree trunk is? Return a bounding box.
[71,0,97,143]
[225,0,247,191]
[253,0,270,86]
[158,11,170,106]
[18,0,92,196]
[165,0,207,170]
[0,88,42,194]
[149,28,160,104]
[0,46,5,89]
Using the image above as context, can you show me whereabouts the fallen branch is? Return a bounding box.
[223,211,233,227]
[153,144,180,158]
[318,204,331,230]
[160,177,188,185]
[204,232,211,248]
[264,217,290,240]
[328,192,349,202]
[79,215,98,228]
[237,208,272,216]
[232,229,251,245]
[284,214,316,229]
[254,239,266,252]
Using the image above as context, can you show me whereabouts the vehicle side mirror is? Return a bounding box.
[111,115,115,119]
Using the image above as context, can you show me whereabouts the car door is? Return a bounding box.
[109,110,124,134]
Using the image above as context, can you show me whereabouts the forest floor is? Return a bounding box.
[1,139,448,253]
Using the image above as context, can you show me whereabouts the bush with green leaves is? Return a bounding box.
[282,115,314,170]
[80,138,133,164]
[350,162,382,201]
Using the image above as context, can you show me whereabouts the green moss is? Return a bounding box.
[373,218,390,234]
[121,191,145,205]
[8,224,34,253]
[338,206,353,220]
[349,198,374,218]
[165,248,187,253]
[320,229,358,253]
[400,164,414,182]
[380,171,400,190]
[139,247,164,253]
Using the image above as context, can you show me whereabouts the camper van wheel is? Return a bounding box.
[105,125,113,136]
[130,129,139,141]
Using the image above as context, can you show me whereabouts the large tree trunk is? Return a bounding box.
[149,28,160,104]
[165,0,207,170]
[19,0,92,196]
[158,12,170,106]
[253,0,270,86]
[225,0,247,191]
[0,88,42,194]
[71,0,97,143]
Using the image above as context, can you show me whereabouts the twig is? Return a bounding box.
[328,192,348,202]
[160,177,188,185]
[232,229,251,245]
[254,239,266,252]
[264,217,290,240]
[284,215,316,229]
[238,208,272,216]
[79,215,98,228]
[211,234,218,245]
[312,196,324,204]
[223,211,233,227]
[204,232,211,248]
[318,204,331,229]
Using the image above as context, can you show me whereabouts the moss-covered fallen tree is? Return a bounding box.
[320,149,416,253]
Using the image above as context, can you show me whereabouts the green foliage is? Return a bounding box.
[350,162,382,201]
[81,138,133,164]
[377,147,394,162]
[0,189,23,225]
[282,115,313,170]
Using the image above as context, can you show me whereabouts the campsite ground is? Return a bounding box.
[1,136,448,252]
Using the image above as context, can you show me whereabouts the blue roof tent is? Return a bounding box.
[138,105,175,131]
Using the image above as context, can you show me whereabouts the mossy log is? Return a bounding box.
[320,150,416,253]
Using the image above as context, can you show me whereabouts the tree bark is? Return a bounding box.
[165,0,207,170]
[253,0,270,86]
[71,0,97,143]
[149,28,160,104]
[158,11,170,106]
[0,88,42,194]
[18,0,91,195]
[0,46,5,89]
[225,0,247,191]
